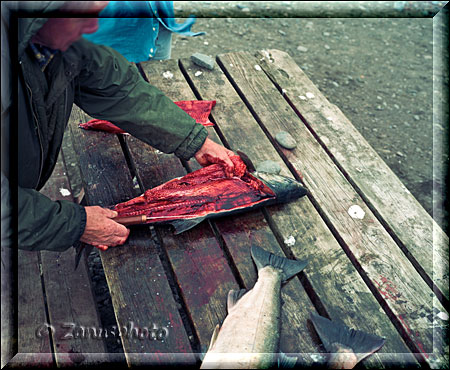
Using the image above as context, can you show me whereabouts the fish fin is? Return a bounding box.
[207,324,221,352]
[250,245,308,282]
[277,352,298,368]
[227,289,247,312]
[170,217,206,234]
[310,313,386,363]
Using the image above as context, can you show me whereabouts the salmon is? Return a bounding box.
[113,155,308,234]
[78,100,217,133]
[200,245,308,369]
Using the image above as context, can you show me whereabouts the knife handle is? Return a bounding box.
[112,215,147,226]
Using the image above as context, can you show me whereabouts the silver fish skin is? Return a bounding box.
[200,246,307,369]
[252,171,307,204]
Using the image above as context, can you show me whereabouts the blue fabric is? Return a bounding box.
[83,1,205,63]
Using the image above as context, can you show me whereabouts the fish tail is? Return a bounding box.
[310,313,386,363]
[250,245,307,282]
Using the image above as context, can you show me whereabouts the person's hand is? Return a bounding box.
[194,138,235,177]
[80,206,130,251]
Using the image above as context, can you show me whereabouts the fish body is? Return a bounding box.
[200,245,308,369]
[309,313,386,369]
[113,156,307,234]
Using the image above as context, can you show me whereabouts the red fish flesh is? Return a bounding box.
[113,155,308,234]
[174,100,216,126]
[79,100,216,134]
[79,119,127,134]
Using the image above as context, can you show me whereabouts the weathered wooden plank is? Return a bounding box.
[39,152,74,202]
[181,55,421,367]
[40,248,110,366]
[17,250,54,367]
[38,156,109,366]
[215,51,448,368]
[129,60,240,350]
[257,48,449,304]
[68,106,196,366]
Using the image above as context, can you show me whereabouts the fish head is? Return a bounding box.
[253,171,308,203]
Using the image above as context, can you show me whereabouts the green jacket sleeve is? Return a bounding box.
[72,38,207,161]
[18,186,86,251]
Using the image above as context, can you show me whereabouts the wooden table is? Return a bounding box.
[16,50,449,368]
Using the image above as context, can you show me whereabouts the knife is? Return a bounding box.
[237,150,256,172]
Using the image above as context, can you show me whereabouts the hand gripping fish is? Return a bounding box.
[112,155,308,234]
[310,313,386,369]
[200,245,308,369]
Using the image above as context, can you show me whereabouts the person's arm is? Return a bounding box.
[12,181,128,251]
[72,38,207,162]
[17,185,87,251]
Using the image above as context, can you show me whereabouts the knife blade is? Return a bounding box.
[237,150,256,172]
[74,242,93,270]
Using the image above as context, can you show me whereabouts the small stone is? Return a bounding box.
[278,30,286,36]
[348,205,365,219]
[254,64,262,71]
[414,115,420,121]
[191,53,215,70]
[296,45,308,52]
[331,81,339,87]
[305,92,315,99]
[284,236,296,247]
[275,131,297,149]
[256,160,282,174]
[324,44,330,50]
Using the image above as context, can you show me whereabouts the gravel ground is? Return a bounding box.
[62,0,449,356]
